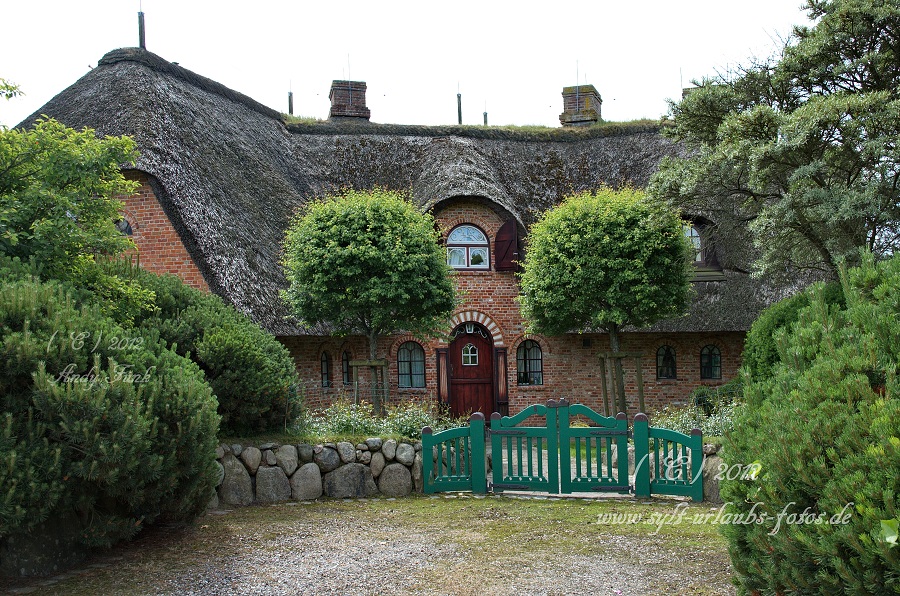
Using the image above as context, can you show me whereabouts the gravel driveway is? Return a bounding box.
[3,495,735,596]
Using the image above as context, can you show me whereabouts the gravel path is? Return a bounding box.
[4,496,735,596]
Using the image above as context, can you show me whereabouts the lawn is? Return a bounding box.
[4,495,736,595]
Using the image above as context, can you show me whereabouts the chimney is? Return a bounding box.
[328,80,371,120]
[559,84,602,127]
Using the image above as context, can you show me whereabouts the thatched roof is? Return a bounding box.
[22,47,786,336]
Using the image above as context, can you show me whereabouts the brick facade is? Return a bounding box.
[281,198,745,416]
[119,171,209,291]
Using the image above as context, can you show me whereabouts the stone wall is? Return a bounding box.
[213,438,423,507]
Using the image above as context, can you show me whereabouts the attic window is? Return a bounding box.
[447,225,489,269]
[684,218,724,280]
[684,225,702,263]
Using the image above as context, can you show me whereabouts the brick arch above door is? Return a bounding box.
[438,311,504,347]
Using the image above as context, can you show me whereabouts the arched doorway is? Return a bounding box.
[448,322,494,416]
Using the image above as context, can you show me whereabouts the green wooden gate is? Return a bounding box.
[559,402,631,493]
[490,399,631,494]
[422,401,704,501]
[422,412,487,494]
[489,402,559,492]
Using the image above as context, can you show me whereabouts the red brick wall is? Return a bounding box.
[118,172,209,291]
[282,198,746,416]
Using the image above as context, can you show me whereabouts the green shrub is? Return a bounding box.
[651,401,738,438]
[741,280,844,381]
[721,253,900,594]
[0,278,220,547]
[690,379,743,416]
[301,397,465,440]
[133,271,301,434]
[305,400,386,438]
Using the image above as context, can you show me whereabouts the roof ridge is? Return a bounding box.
[285,120,663,141]
[98,47,282,122]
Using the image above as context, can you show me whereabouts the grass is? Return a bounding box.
[280,114,325,125]
[4,495,735,595]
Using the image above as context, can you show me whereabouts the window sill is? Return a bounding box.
[691,268,726,282]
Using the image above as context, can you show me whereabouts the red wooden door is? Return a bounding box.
[449,325,494,417]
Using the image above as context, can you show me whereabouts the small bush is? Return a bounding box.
[0,278,219,547]
[722,253,900,594]
[134,271,301,434]
[742,280,844,381]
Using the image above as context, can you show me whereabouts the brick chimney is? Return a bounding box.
[559,84,602,127]
[328,80,371,120]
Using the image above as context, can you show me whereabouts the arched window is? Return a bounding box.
[115,217,133,236]
[517,340,543,386]
[447,224,489,269]
[656,345,676,379]
[398,341,425,388]
[320,352,332,387]
[700,345,721,379]
[462,343,478,365]
[341,351,351,386]
[684,224,703,262]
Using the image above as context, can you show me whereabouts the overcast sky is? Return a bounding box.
[1,1,811,128]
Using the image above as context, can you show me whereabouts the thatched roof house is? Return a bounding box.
[23,47,793,414]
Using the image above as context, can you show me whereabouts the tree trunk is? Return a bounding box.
[608,324,627,416]
[367,330,383,415]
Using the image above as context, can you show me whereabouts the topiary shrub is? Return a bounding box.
[721,253,900,594]
[0,278,220,551]
[741,280,844,381]
[134,271,300,434]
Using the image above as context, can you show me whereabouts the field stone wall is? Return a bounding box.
[212,438,424,507]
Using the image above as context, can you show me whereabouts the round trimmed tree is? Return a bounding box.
[518,186,693,414]
[282,189,457,411]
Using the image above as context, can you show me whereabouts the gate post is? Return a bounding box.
[470,412,487,494]
[633,413,651,498]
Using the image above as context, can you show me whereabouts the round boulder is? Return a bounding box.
[291,462,323,500]
[337,441,356,464]
[323,463,378,498]
[378,463,412,497]
[395,442,415,466]
[276,444,299,476]
[256,466,291,504]
[240,446,262,474]
[370,451,386,478]
[219,454,253,506]
[382,439,398,460]
[314,446,341,472]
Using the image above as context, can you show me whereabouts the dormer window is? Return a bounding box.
[684,225,702,263]
[447,225,489,269]
[683,218,724,280]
